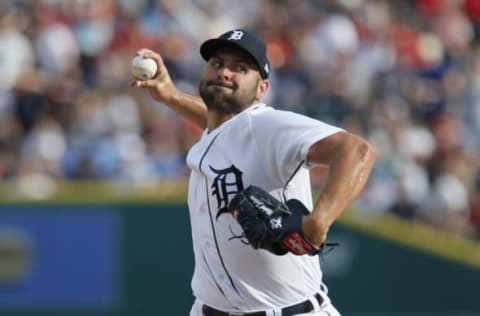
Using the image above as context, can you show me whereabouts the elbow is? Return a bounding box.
[337,130,375,160]
[307,131,377,167]
[338,133,377,171]
[355,137,376,165]
[348,137,377,180]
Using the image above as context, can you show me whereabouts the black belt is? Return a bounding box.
[202,293,323,316]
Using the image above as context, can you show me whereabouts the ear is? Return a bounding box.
[256,79,269,101]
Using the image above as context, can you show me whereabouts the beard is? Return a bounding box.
[198,78,257,116]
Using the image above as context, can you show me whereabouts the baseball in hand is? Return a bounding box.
[131,56,158,80]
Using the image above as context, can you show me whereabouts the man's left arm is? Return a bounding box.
[302,131,377,246]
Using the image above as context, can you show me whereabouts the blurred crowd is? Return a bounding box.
[1,0,480,240]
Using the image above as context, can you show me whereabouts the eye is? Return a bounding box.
[232,64,247,73]
[210,60,222,69]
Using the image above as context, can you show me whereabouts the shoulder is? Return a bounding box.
[248,104,308,122]
[248,104,342,131]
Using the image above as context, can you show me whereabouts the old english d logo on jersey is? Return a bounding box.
[210,165,244,219]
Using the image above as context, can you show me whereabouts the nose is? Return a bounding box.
[217,66,233,80]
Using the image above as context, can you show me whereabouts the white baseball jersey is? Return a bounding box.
[186,103,343,313]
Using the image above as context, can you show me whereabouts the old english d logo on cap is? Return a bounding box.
[200,29,271,79]
[227,30,245,41]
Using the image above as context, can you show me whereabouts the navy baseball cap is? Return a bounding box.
[200,29,270,79]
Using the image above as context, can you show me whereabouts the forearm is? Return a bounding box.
[304,133,376,244]
[164,90,208,129]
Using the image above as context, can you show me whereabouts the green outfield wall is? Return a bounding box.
[0,184,479,315]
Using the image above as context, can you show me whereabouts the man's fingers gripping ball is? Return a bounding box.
[131,55,158,81]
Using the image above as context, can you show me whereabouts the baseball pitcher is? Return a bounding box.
[132,29,376,316]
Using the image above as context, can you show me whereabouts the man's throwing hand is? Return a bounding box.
[130,49,176,104]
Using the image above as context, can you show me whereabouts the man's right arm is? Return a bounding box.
[131,49,208,129]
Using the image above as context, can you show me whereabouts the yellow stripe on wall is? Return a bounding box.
[338,210,480,270]
[0,180,189,204]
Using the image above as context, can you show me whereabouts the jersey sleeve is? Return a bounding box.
[249,108,343,183]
